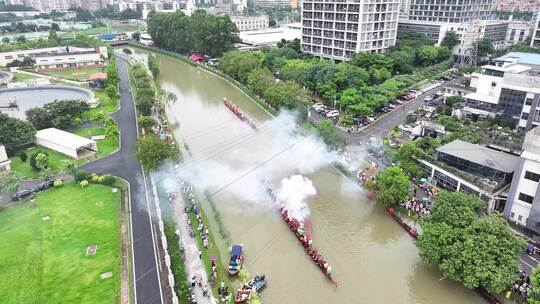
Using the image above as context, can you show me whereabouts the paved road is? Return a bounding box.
[81,57,164,304]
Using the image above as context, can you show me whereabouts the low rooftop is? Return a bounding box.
[436,139,520,173]
[35,128,95,150]
[495,52,540,66]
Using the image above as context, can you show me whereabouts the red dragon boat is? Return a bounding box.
[266,183,338,287]
[223,98,257,130]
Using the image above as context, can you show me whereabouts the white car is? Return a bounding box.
[326,110,340,118]
[312,103,323,109]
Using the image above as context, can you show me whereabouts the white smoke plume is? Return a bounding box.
[276,175,316,222]
[177,111,338,215]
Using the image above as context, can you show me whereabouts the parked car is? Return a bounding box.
[326,110,340,118]
[37,178,62,191]
[12,188,36,201]
[435,90,444,97]
[424,95,434,102]
[312,103,323,109]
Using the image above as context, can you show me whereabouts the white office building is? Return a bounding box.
[532,7,540,48]
[301,0,400,61]
[504,126,540,233]
[459,53,540,131]
[231,16,269,31]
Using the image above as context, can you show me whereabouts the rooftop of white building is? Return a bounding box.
[239,26,301,46]
[496,52,540,66]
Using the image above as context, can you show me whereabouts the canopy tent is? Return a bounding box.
[35,128,97,159]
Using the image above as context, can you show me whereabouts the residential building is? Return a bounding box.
[0,46,108,68]
[231,16,269,31]
[407,0,493,23]
[118,0,193,18]
[301,0,400,61]
[460,54,540,131]
[4,0,106,11]
[418,139,520,212]
[0,145,11,173]
[254,0,291,8]
[399,0,411,15]
[397,19,514,50]
[504,126,540,233]
[532,7,540,47]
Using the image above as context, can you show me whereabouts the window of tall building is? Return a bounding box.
[519,192,534,204]
[525,171,540,182]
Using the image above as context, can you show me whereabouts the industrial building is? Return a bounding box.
[0,46,108,68]
[35,128,97,159]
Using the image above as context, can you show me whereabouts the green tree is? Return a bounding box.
[529,266,540,304]
[317,119,346,148]
[417,191,525,292]
[62,160,77,180]
[280,59,312,83]
[35,152,49,171]
[441,31,460,49]
[136,134,174,170]
[106,84,119,99]
[138,116,156,130]
[474,38,494,59]
[374,166,412,207]
[148,54,160,78]
[219,51,262,82]
[445,95,464,108]
[246,68,275,95]
[263,80,311,112]
[418,45,438,66]
[0,113,36,147]
[0,171,22,195]
[395,142,422,177]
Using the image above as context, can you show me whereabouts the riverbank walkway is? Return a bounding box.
[171,179,218,304]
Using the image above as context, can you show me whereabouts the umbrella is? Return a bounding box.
[420,178,427,183]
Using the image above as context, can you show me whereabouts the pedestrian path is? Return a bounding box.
[171,193,217,304]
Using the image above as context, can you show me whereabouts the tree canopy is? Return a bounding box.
[136,134,174,170]
[374,166,412,207]
[147,10,239,57]
[417,191,526,292]
[0,113,36,147]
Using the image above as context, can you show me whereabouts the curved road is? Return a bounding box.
[81,57,164,304]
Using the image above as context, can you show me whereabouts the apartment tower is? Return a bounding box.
[301,0,400,61]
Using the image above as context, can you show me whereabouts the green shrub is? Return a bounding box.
[53,180,63,188]
[75,170,88,182]
[19,151,27,162]
[91,175,100,183]
[80,180,89,188]
[29,151,48,170]
[100,174,115,185]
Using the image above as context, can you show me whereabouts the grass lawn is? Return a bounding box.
[11,72,36,82]
[44,67,105,81]
[59,26,109,37]
[9,146,85,179]
[84,90,120,118]
[0,182,121,304]
[72,128,119,157]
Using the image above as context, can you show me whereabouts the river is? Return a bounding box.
[130,47,484,304]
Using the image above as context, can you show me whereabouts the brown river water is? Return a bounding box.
[130,48,483,304]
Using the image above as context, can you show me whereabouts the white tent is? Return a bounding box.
[35,128,98,159]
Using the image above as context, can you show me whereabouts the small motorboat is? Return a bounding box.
[234,274,266,303]
[228,244,244,276]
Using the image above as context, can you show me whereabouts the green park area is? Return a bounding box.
[85,90,120,118]
[44,66,105,81]
[0,182,121,304]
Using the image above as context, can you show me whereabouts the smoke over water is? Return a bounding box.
[177,111,338,218]
[276,175,316,222]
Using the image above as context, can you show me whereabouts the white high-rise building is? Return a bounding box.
[531,7,540,48]
[301,0,400,61]
[407,0,493,23]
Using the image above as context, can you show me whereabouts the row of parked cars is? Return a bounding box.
[312,103,340,119]
[12,178,62,201]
